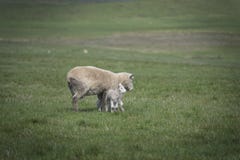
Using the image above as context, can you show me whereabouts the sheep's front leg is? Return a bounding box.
[96,99,101,111]
[102,92,110,112]
[97,93,104,112]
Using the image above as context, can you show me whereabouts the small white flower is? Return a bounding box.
[83,49,88,54]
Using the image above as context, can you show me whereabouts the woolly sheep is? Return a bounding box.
[66,66,134,111]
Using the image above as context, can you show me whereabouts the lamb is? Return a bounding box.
[104,83,126,112]
[66,66,134,111]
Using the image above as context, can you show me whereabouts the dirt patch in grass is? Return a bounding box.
[1,31,240,52]
[81,31,240,52]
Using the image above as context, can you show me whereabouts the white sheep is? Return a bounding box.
[104,83,126,112]
[67,66,134,112]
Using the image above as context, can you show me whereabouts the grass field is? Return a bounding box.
[0,0,240,159]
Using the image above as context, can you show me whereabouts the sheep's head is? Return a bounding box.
[118,72,134,91]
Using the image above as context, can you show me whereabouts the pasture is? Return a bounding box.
[0,0,240,159]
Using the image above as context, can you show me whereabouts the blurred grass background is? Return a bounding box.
[0,0,240,159]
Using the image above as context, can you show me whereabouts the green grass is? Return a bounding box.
[0,0,240,160]
[0,0,240,38]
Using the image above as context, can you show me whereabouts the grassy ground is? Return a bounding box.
[0,0,240,159]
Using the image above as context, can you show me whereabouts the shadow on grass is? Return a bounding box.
[65,107,97,112]
[79,107,97,112]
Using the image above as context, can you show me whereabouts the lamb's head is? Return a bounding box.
[118,83,126,93]
[117,72,134,91]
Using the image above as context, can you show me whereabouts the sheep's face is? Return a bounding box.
[119,73,134,91]
[118,83,126,93]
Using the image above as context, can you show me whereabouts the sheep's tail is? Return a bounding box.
[67,78,75,96]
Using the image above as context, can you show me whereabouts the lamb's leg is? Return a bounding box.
[119,100,125,112]
[110,100,114,112]
[116,103,119,112]
[112,101,118,112]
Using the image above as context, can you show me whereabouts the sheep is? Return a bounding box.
[66,66,134,111]
[104,83,126,112]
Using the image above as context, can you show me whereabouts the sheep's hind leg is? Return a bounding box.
[69,78,88,112]
[72,93,82,112]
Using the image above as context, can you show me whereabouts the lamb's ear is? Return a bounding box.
[129,74,134,80]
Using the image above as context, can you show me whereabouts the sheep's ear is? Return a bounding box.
[129,74,134,80]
